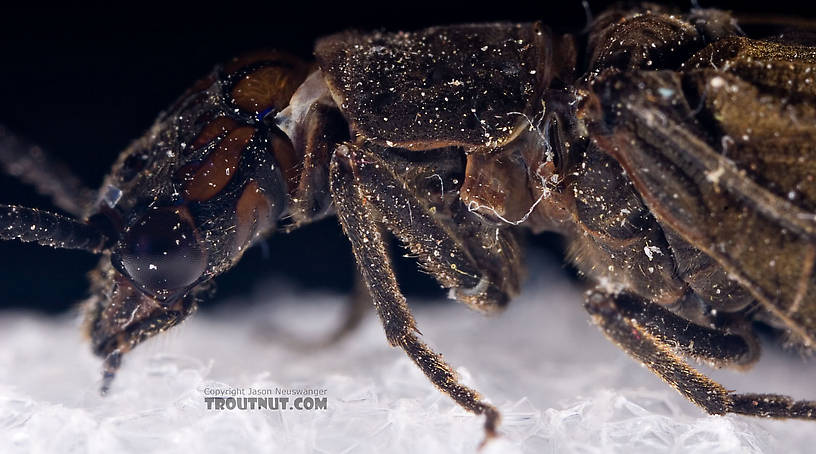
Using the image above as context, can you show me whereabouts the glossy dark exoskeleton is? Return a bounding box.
[1,3,816,442]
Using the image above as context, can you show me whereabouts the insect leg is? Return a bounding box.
[276,71,350,230]
[333,269,372,342]
[586,290,816,419]
[610,289,760,369]
[329,148,501,443]
[0,125,96,216]
[341,142,521,314]
[257,269,370,351]
[0,204,107,252]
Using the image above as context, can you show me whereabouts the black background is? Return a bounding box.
[0,1,813,312]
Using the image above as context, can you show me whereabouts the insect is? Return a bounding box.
[1,2,815,443]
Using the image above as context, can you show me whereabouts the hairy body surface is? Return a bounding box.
[1,3,815,442]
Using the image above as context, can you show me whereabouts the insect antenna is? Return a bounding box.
[0,125,96,217]
[580,0,595,33]
[0,204,109,253]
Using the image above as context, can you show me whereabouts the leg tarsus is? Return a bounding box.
[730,393,816,419]
[400,332,500,442]
[586,290,816,419]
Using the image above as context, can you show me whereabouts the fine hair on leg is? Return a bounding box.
[329,147,501,443]
[585,290,816,418]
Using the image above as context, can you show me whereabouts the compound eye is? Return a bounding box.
[120,207,207,296]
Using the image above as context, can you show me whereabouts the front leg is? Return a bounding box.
[339,142,523,313]
[586,290,816,418]
[329,147,501,444]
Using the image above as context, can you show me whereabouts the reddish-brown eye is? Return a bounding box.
[119,207,207,295]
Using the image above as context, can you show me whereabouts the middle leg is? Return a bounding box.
[329,146,501,442]
[340,142,523,313]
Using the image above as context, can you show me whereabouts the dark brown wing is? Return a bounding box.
[315,23,551,150]
[590,61,816,346]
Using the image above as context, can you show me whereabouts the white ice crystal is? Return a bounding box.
[1,256,815,453]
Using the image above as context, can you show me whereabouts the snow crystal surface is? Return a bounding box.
[1,257,815,454]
